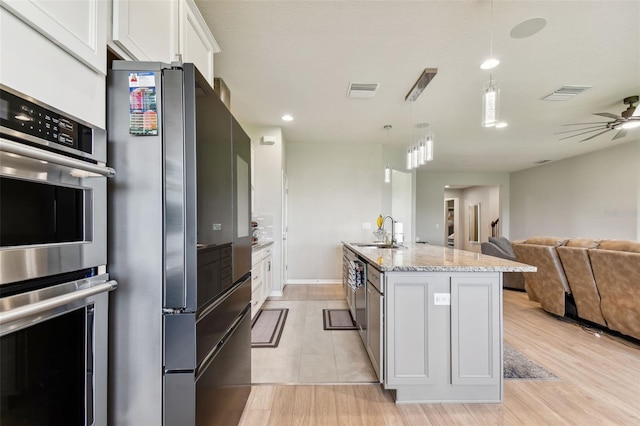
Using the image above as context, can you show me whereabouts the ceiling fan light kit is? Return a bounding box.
[560,95,640,142]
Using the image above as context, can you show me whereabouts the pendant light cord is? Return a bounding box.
[489,0,494,59]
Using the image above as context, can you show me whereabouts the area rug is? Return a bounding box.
[251,308,288,348]
[323,309,357,330]
[504,342,558,380]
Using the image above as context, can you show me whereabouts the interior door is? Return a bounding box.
[281,171,288,289]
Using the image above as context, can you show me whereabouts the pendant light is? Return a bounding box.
[415,123,434,165]
[481,0,501,128]
[383,125,392,182]
[482,76,500,127]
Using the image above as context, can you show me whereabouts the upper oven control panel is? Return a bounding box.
[0,88,93,156]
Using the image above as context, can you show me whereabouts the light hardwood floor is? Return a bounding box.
[242,286,640,425]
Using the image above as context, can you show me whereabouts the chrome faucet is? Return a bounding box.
[381,215,396,246]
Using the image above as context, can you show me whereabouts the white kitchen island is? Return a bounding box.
[342,242,536,404]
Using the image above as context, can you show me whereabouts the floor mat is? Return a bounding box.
[323,309,357,330]
[504,342,559,380]
[251,308,288,348]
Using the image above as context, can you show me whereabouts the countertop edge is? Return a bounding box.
[343,242,537,273]
[252,240,274,251]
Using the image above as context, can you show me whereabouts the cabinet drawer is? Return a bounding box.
[252,274,263,292]
[367,268,383,293]
[220,254,232,269]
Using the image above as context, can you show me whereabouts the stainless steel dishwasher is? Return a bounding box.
[344,247,366,341]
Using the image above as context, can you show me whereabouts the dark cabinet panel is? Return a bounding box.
[231,117,251,283]
[196,92,232,247]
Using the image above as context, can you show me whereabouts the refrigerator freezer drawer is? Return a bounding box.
[164,372,195,426]
[195,308,251,426]
[196,276,250,366]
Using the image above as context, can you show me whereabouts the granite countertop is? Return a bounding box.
[252,239,274,250]
[343,242,537,273]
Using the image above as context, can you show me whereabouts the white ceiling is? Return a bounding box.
[196,0,640,173]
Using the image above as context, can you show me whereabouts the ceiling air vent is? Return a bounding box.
[347,82,379,98]
[542,85,591,101]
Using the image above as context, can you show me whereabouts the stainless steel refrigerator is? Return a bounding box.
[107,61,251,426]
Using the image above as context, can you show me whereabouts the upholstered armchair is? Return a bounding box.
[481,237,525,291]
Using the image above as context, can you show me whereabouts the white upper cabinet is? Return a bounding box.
[1,0,107,74]
[179,0,220,88]
[111,0,179,63]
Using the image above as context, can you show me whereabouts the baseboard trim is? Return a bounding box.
[268,290,283,297]
[285,279,342,286]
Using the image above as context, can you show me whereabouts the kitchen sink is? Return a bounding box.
[350,242,405,249]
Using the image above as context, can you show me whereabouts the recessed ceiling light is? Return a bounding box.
[495,122,508,128]
[281,114,293,122]
[480,58,500,70]
[510,17,547,39]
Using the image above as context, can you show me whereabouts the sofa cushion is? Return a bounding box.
[597,239,640,253]
[566,238,600,249]
[489,236,514,256]
[525,236,569,247]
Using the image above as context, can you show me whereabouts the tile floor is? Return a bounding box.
[251,286,377,384]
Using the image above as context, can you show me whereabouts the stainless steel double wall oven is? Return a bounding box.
[0,85,117,425]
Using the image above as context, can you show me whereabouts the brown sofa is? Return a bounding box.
[588,240,640,340]
[512,236,572,317]
[514,236,640,341]
[557,238,607,327]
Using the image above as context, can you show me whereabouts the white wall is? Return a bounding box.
[415,172,510,246]
[510,141,639,240]
[391,170,412,243]
[245,125,284,293]
[286,143,384,281]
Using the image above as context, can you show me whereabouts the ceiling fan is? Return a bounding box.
[558,95,640,142]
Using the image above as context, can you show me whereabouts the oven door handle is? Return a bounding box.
[0,280,118,325]
[0,138,116,178]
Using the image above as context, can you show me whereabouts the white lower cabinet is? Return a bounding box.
[384,271,502,402]
[251,244,273,318]
[366,279,383,383]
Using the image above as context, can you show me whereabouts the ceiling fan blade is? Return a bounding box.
[612,128,628,140]
[561,122,611,126]
[579,129,612,142]
[593,112,621,119]
[559,127,608,140]
[555,125,605,135]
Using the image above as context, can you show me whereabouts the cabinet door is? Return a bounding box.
[111,0,178,62]
[385,273,449,386]
[179,0,220,88]
[450,273,501,386]
[2,0,106,73]
[366,283,383,383]
[263,254,273,302]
